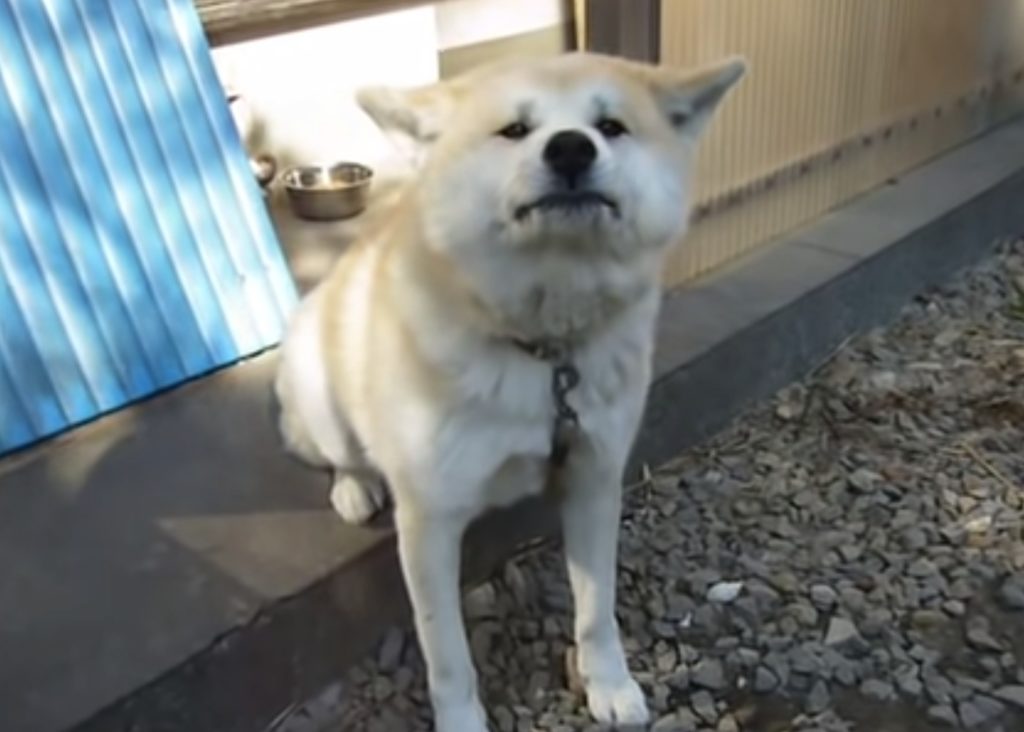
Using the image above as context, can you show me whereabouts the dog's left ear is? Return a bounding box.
[357,81,460,165]
[641,56,747,138]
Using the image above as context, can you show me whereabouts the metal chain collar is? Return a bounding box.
[549,362,581,468]
[513,338,581,468]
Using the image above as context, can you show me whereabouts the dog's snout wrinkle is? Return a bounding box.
[544,129,597,188]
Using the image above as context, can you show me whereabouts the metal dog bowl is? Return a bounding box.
[283,162,373,221]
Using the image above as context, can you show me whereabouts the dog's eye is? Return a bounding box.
[670,111,691,128]
[596,117,629,138]
[497,121,531,140]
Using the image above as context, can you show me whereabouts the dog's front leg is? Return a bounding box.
[395,503,488,732]
[561,456,649,726]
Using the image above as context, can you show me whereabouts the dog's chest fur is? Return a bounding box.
[422,288,657,512]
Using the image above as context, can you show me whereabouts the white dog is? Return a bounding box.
[274,51,745,730]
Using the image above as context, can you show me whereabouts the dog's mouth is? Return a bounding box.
[513,191,620,221]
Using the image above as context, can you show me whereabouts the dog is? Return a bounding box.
[274,51,746,730]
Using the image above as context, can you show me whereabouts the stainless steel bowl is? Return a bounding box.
[283,162,373,221]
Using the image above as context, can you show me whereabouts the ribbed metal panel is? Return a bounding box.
[0,0,297,454]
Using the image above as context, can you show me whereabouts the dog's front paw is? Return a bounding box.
[585,675,649,728]
[330,472,388,524]
[433,699,489,732]
[568,644,650,728]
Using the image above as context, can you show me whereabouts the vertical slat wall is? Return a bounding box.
[0,0,297,455]
[661,0,1024,286]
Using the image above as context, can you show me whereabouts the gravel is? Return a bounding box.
[281,240,1024,731]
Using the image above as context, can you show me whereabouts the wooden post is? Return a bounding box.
[580,0,660,62]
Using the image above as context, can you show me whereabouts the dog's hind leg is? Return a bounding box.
[280,367,390,524]
[274,299,390,524]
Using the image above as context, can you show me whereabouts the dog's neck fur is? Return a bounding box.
[386,201,663,362]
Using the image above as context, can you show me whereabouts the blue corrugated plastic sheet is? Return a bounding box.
[0,0,297,454]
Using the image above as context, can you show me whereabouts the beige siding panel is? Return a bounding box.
[661,0,1024,287]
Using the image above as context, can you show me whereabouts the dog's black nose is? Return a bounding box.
[543,130,597,187]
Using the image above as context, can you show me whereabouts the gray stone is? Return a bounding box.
[833,662,858,687]
[754,666,779,693]
[838,544,863,562]
[942,599,966,617]
[371,676,394,701]
[997,573,1024,610]
[716,715,739,732]
[958,696,1005,728]
[789,646,819,675]
[789,602,819,627]
[907,558,937,578]
[925,670,955,704]
[966,617,1004,652]
[911,609,947,631]
[687,569,722,596]
[993,685,1024,708]
[677,710,701,732]
[909,644,940,665]
[464,582,499,620]
[901,528,928,551]
[652,620,677,641]
[839,587,867,614]
[806,680,831,714]
[770,571,800,595]
[470,623,496,661]
[810,584,839,610]
[692,659,727,691]
[955,673,994,694]
[824,617,859,647]
[848,468,881,493]
[860,679,895,701]
[733,647,760,669]
[763,651,791,688]
[493,705,517,732]
[656,647,678,673]
[666,666,691,692]
[859,611,888,639]
[788,671,814,694]
[394,667,415,693]
[377,627,405,672]
[895,665,923,698]
[692,604,721,635]
[948,578,976,601]
[652,712,697,732]
[926,704,959,726]
[690,690,718,725]
[503,564,531,607]
[651,682,671,713]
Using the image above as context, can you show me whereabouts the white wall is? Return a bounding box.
[209,0,567,182]
[435,0,565,50]
[211,7,440,181]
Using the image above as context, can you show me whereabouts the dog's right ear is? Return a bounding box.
[357,81,458,164]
